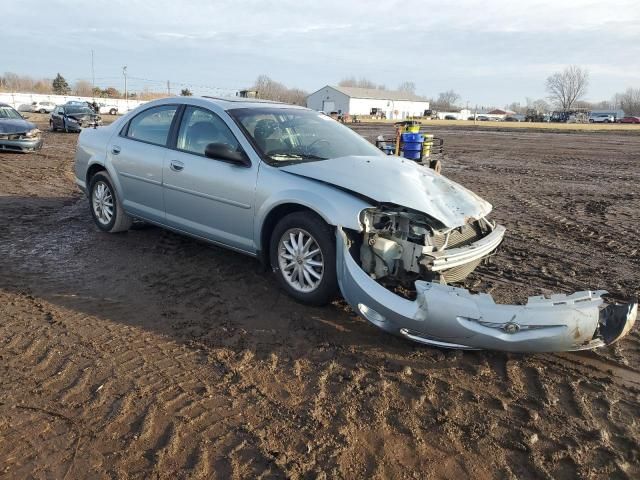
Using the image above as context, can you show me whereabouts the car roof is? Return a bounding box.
[0,102,11,107]
[138,96,309,113]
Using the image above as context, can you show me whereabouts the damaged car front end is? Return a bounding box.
[338,224,636,352]
[0,103,43,153]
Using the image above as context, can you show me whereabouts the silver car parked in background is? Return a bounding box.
[74,97,637,352]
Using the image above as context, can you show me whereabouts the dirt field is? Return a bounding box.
[1,115,639,479]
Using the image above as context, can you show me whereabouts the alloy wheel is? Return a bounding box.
[277,228,324,292]
[92,181,114,225]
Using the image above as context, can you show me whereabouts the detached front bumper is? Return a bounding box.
[337,228,637,352]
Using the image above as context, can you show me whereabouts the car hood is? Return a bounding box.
[0,119,36,134]
[279,155,492,227]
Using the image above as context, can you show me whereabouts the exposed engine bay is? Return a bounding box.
[359,206,499,286]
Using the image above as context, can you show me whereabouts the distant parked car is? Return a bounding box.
[589,113,614,123]
[476,115,490,121]
[0,102,43,152]
[97,103,119,115]
[50,104,102,132]
[444,114,457,120]
[505,114,525,122]
[619,116,640,124]
[30,101,56,113]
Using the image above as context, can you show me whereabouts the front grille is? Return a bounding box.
[431,222,483,249]
[0,133,27,140]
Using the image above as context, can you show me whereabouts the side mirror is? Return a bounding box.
[204,143,250,167]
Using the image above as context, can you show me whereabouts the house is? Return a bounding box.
[306,85,430,120]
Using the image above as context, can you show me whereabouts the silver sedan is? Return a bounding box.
[73,97,637,352]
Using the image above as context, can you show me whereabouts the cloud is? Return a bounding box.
[4,0,639,105]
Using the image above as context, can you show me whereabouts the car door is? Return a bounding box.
[51,107,63,129]
[163,105,259,252]
[108,104,179,223]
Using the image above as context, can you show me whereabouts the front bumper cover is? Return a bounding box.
[337,227,637,352]
[0,137,44,152]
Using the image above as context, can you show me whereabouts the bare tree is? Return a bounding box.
[526,97,550,113]
[251,75,308,105]
[430,90,461,110]
[614,87,640,115]
[338,77,378,89]
[545,65,589,111]
[73,80,94,96]
[397,81,416,94]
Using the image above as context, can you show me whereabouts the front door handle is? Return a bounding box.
[170,160,184,172]
[111,145,121,155]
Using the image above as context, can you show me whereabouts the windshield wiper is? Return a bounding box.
[269,153,329,161]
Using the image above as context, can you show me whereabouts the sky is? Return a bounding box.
[3,0,639,106]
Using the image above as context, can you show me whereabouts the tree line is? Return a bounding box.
[0,72,163,100]
[2,69,638,115]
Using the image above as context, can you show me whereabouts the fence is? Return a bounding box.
[0,92,147,113]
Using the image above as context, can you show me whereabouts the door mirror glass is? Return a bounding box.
[204,143,250,166]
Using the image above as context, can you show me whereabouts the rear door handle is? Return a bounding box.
[111,145,121,155]
[170,160,184,172]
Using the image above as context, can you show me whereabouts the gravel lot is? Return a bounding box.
[1,115,639,479]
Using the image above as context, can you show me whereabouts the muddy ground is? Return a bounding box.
[1,115,639,479]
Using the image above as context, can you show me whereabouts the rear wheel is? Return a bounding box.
[39,109,46,114]
[109,108,117,115]
[269,212,337,305]
[89,171,132,233]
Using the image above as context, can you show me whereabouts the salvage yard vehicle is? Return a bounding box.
[74,97,637,352]
[50,104,102,132]
[0,102,43,152]
[589,113,615,123]
[30,101,56,114]
[620,116,640,124]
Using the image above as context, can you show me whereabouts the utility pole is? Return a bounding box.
[122,66,128,102]
[167,80,171,96]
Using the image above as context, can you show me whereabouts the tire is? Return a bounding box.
[109,108,117,115]
[88,171,132,233]
[39,109,46,114]
[269,211,338,306]
[49,120,56,132]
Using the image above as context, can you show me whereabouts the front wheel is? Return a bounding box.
[89,171,132,233]
[269,212,338,306]
[109,108,117,115]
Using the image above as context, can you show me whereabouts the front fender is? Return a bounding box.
[253,165,373,250]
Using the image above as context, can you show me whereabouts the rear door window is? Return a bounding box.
[125,105,178,146]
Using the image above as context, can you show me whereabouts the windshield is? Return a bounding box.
[0,106,23,120]
[229,107,383,165]
[66,106,94,115]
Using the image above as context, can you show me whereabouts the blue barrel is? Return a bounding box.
[402,142,422,151]
[401,150,422,160]
[400,132,424,160]
[401,133,423,143]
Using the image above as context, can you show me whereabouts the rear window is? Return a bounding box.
[125,105,178,146]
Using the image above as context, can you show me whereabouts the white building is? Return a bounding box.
[306,85,430,120]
